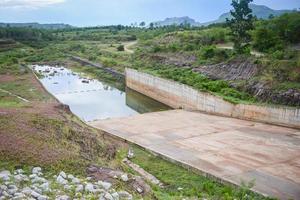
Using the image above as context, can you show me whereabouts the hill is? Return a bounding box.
[202,4,293,25]
[152,4,293,27]
[152,16,200,27]
[0,22,73,29]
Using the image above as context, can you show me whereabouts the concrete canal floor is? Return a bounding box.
[89,110,300,200]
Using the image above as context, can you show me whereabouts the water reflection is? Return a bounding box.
[33,65,169,121]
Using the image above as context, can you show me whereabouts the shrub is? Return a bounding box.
[200,46,216,59]
[117,45,124,51]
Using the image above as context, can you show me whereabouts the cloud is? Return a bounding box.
[0,0,65,8]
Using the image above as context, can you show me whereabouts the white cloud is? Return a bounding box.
[0,0,65,8]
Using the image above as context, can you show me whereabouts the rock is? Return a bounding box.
[118,191,132,200]
[59,171,67,179]
[129,176,151,195]
[55,195,71,200]
[71,177,81,184]
[104,192,114,200]
[2,190,11,197]
[0,170,11,181]
[40,182,50,192]
[97,181,112,190]
[32,176,47,184]
[85,183,95,193]
[15,169,24,174]
[32,167,42,174]
[67,174,74,180]
[21,187,32,195]
[14,174,28,183]
[29,174,38,179]
[56,175,68,185]
[8,185,18,195]
[12,193,26,200]
[38,195,49,200]
[31,190,42,198]
[127,149,134,159]
[75,184,84,192]
[0,185,8,191]
[111,192,119,200]
[64,184,72,191]
[120,174,128,182]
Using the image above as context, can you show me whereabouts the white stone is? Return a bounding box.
[2,190,11,197]
[21,187,32,195]
[56,175,68,185]
[127,149,134,159]
[75,184,84,192]
[85,183,95,193]
[31,190,41,198]
[0,170,11,181]
[111,192,119,200]
[97,181,112,190]
[0,185,8,191]
[32,177,47,184]
[29,174,38,179]
[12,193,26,200]
[32,167,42,174]
[104,192,114,200]
[14,174,28,182]
[55,195,71,200]
[15,169,24,174]
[118,191,132,200]
[86,177,92,181]
[64,184,72,191]
[40,182,50,192]
[67,174,74,180]
[8,185,18,195]
[71,177,80,184]
[38,195,49,200]
[59,171,67,179]
[120,174,129,182]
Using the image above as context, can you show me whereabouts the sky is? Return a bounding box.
[0,0,299,27]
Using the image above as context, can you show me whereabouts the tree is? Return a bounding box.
[139,21,146,27]
[227,0,254,54]
[149,23,154,29]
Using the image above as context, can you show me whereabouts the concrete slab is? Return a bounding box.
[88,110,300,200]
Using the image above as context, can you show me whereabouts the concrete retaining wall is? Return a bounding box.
[126,68,300,129]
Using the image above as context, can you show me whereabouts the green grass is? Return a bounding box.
[118,146,273,200]
[132,64,255,104]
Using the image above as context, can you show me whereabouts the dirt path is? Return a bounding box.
[216,44,264,57]
[123,41,137,54]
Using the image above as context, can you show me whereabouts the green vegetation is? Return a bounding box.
[227,0,254,54]
[252,12,300,52]
[118,146,273,200]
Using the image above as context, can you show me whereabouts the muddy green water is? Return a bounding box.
[33,65,169,121]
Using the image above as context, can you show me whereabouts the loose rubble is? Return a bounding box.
[0,167,133,200]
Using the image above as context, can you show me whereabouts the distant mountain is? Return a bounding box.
[202,4,293,26]
[152,16,201,27]
[0,23,74,30]
[152,4,293,27]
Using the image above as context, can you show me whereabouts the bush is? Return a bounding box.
[271,50,284,59]
[117,45,124,51]
[200,46,216,59]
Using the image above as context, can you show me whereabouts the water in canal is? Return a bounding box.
[33,65,169,121]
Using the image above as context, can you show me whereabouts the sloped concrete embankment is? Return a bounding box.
[125,68,300,129]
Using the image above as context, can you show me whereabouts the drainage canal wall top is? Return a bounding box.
[126,68,300,129]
